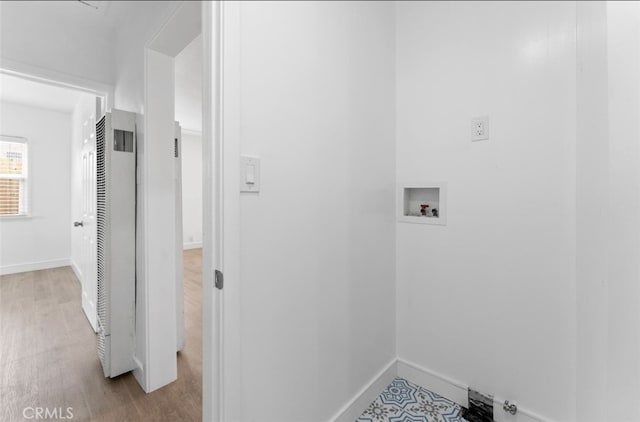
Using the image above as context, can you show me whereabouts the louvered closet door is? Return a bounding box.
[80,113,98,333]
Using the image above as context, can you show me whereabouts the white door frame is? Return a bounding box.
[203,2,245,419]
[141,2,231,418]
[202,2,223,420]
[0,65,113,110]
[0,68,109,330]
[211,2,242,420]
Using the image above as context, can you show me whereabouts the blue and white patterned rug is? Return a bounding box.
[356,378,467,422]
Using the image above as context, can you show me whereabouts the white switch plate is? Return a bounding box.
[240,155,260,193]
[471,116,489,141]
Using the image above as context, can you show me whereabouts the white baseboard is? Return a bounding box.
[397,358,555,422]
[180,128,202,137]
[397,358,469,407]
[183,241,202,250]
[331,358,397,422]
[0,258,71,275]
[70,260,83,283]
[329,357,555,422]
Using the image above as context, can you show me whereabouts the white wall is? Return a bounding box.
[174,32,203,250]
[227,2,396,420]
[395,2,576,421]
[0,102,72,273]
[175,35,202,133]
[113,1,179,113]
[604,2,640,421]
[180,132,202,248]
[575,2,608,421]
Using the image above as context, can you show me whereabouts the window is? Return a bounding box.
[0,137,29,216]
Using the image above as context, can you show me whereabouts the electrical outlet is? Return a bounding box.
[471,116,489,141]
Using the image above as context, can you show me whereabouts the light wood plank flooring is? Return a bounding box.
[0,249,203,422]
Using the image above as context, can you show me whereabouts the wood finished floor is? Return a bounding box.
[0,249,203,422]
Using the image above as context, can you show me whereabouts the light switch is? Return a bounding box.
[246,165,255,184]
[240,155,260,192]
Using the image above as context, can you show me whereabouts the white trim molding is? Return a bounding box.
[331,359,398,422]
[70,259,83,284]
[180,128,202,137]
[328,357,557,422]
[397,358,468,408]
[0,59,114,109]
[0,258,70,275]
[397,358,556,422]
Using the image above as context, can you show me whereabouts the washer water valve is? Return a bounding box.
[503,400,518,415]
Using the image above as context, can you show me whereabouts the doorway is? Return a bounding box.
[175,30,205,418]
[139,3,213,415]
[0,1,219,420]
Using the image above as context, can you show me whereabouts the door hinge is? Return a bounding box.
[214,269,224,290]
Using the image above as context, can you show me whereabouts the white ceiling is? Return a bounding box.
[149,1,201,58]
[175,35,202,132]
[0,73,93,113]
[0,1,201,126]
[13,1,144,30]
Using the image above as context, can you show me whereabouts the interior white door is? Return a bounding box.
[80,111,98,333]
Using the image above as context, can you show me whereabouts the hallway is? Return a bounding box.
[0,249,203,422]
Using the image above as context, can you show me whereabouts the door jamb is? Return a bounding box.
[202,2,223,420]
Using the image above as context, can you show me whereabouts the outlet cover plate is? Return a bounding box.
[471,116,489,141]
[240,155,260,193]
